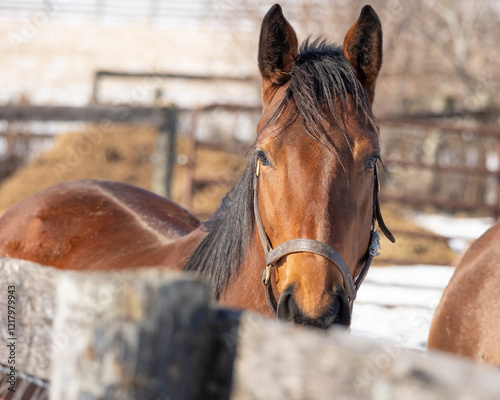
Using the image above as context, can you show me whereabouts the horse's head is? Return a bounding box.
[254,4,394,328]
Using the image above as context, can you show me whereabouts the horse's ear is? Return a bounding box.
[343,5,382,103]
[258,4,298,90]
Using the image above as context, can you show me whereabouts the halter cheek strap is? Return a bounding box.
[253,158,393,316]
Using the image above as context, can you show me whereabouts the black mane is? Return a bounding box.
[183,39,375,298]
[183,158,256,298]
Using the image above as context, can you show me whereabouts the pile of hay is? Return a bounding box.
[0,125,157,211]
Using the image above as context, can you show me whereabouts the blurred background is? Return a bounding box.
[0,0,499,347]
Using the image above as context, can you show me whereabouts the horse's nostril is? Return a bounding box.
[276,286,296,322]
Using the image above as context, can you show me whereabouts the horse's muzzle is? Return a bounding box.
[276,286,351,329]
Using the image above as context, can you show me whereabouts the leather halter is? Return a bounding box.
[253,157,395,316]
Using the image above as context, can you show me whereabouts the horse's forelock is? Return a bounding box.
[265,38,376,159]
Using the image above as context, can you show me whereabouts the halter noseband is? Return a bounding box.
[253,157,394,316]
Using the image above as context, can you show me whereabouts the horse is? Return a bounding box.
[428,222,500,365]
[0,4,394,329]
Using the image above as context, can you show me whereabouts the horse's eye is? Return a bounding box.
[257,151,270,166]
[365,157,378,170]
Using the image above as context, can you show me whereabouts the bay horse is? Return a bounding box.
[0,4,393,328]
[428,222,500,365]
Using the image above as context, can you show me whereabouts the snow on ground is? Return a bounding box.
[351,265,454,351]
[351,213,496,351]
[411,212,495,241]
[411,212,495,253]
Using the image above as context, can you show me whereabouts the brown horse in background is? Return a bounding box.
[428,222,500,365]
[0,4,393,328]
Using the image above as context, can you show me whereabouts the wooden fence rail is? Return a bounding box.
[2,102,500,217]
[2,258,500,399]
[0,104,178,198]
[378,115,500,217]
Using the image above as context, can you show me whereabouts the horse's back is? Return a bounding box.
[428,222,500,365]
[0,180,200,270]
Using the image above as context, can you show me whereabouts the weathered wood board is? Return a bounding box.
[231,313,500,400]
[0,258,58,381]
[50,267,212,400]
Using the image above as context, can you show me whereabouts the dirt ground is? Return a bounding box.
[0,126,457,266]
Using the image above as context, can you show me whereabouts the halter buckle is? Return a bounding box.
[262,264,272,285]
[368,231,381,257]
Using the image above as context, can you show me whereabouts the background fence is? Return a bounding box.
[0,104,178,198]
[2,100,500,219]
[380,116,500,217]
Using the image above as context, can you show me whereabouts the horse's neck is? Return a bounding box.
[217,229,272,315]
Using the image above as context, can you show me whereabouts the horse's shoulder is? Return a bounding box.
[0,180,201,265]
[431,221,500,336]
[6,179,200,234]
[430,221,500,362]
[455,222,500,276]
[0,180,203,268]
